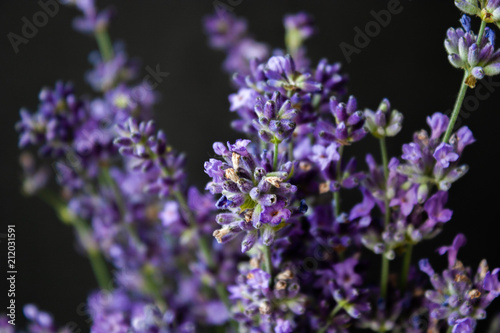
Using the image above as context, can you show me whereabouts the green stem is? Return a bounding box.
[173,190,215,268]
[38,190,111,289]
[442,21,486,144]
[173,188,235,326]
[400,244,413,291]
[379,137,391,300]
[379,137,390,228]
[447,326,453,333]
[94,29,114,61]
[154,152,236,326]
[273,141,279,171]
[262,244,273,281]
[71,217,111,290]
[442,21,486,143]
[334,145,344,217]
[318,304,343,333]
[379,137,389,180]
[380,255,389,300]
[142,264,168,311]
[477,20,487,44]
[87,249,112,290]
[442,71,469,143]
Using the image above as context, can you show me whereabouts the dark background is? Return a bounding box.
[2,0,500,331]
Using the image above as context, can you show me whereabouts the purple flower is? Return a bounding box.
[229,88,259,112]
[453,317,476,333]
[420,236,500,332]
[62,0,113,34]
[437,233,466,266]
[265,55,321,93]
[332,258,363,291]
[284,12,316,41]
[424,191,453,224]
[454,126,475,154]
[315,95,366,145]
[364,98,403,138]
[203,9,247,50]
[261,201,292,225]
[246,268,271,290]
[86,43,139,92]
[313,59,348,110]
[433,143,459,168]
[253,92,298,143]
[445,19,500,88]
[275,318,293,333]
[160,201,185,233]
[204,9,270,76]
[402,143,422,162]
[427,112,449,140]
[229,139,251,156]
[206,139,299,250]
[310,143,340,170]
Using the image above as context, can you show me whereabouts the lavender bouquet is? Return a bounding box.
[6,0,500,332]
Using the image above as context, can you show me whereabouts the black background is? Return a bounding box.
[2,0,500,331]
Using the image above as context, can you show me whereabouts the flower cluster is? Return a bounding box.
[445,15,500,87]
[8,1,500,333]
[420,234,500,332]
[228,264,306,332]
[455,0,500,25]
[205,139,302,252]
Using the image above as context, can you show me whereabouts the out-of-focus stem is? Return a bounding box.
[142,264,168,312]
[379,137,390,300]
[318,303,343,333]
[400,244,413,291]
[380,255,389,300]
[334,145,344,217]
[379,138,390,228]
[38,189,111,290]
[262,245,273,284]
[95,29,114,61]
[273,141,279,171]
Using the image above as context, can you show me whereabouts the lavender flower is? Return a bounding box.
[445,16,500,87]
[364,98,403,138]
[86,43,139,92]
[265,55,322,94]
[16,81,86,157]
[316,95,367,145]
[228,265,306,331]
[420,234,500,332]
[203,9,269,75]
[284,12,316,69]
[398,112,474,191]
[205,140,300,251]
[114,117,186,197]
[313,59,349,111]
[455,0,500,26]
[284,12,316,49]
[61,0,113,34]
[253,92,298,143]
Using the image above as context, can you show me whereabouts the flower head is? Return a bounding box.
[445,16,500,87]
